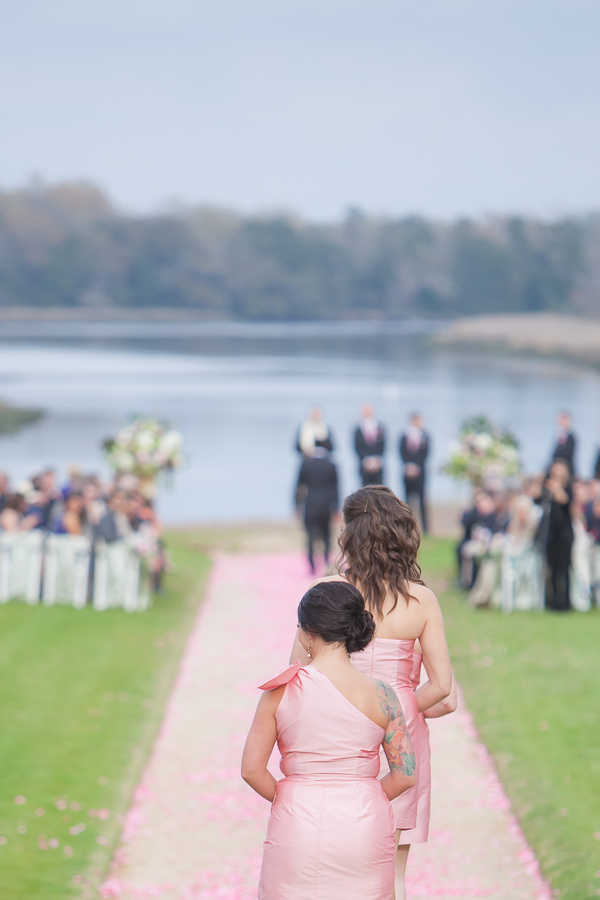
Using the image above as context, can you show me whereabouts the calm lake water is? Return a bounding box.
[0,320,599,523]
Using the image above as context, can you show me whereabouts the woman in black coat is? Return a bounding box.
[535,460,574,611]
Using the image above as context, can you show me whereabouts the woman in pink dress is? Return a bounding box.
[242,580,417,900]
[290,485,454,900]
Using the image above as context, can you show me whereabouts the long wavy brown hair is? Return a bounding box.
[338,485,424,618]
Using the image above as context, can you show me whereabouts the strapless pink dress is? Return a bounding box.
[351,640,431,842]
[257,662,395,900]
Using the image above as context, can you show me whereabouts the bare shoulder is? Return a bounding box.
[408,581,441,610]
[257,684,286,715]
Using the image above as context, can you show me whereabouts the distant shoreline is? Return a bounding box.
[2,309,599,368]
[0,310,445,340]
[434,313,600,366]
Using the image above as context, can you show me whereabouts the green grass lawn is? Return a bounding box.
[420,536,600,900]
[2,529,598,900]
[0,531,210,900]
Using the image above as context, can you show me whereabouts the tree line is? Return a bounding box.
[0,181,598,319]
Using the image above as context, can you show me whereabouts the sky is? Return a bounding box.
[2,0,600,220]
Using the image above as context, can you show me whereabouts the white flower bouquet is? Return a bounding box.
[103,417,184,478]
[443,415,520,487]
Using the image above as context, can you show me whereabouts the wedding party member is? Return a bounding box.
[550,410,577,474]
[354,402,386,486]
[295,447,338,574]
[399,412,430,533]
[534,460,574,611]
[291,485,452,900]
[295,406,334,458]
[243,581,416,900]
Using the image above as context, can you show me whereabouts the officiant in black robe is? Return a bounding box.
[399,412,430,533]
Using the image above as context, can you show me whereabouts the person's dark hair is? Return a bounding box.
[298,581,375,654]
[339,485,424,617]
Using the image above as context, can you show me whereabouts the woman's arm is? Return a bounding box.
[376,681,417,801]
[423,669,458,718]
[415,590,452,713]
[241,687,283,801]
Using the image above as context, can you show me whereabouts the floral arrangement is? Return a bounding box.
[103,417,184,478]
[443,415,520,487]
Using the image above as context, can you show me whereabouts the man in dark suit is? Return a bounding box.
[95,490,130,543]
[399,412,430,534]
[295,447,339,574]
[551,410,576,474]
[353,403,385,486]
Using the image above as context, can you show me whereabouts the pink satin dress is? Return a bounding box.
[404,651,431,844]
[257,662,395,900]
[351,639,431,842]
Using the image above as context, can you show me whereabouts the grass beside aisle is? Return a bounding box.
[419,537,600,900]
[0,531,211,900]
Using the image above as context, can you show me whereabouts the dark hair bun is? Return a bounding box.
[298,582,375,654]
[345,608,376,654]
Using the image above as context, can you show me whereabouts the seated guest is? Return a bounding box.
[50,493,85,535]
[61,463,84,500]
[30,468,61,529]
[0,472,10,513]
[82,478,106,530]
[457,490,502,588]
[354,403,385,486]
[0,493,34,532]
[585,491,600,543]
[95,491,131,543]
[501,493,544,611]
